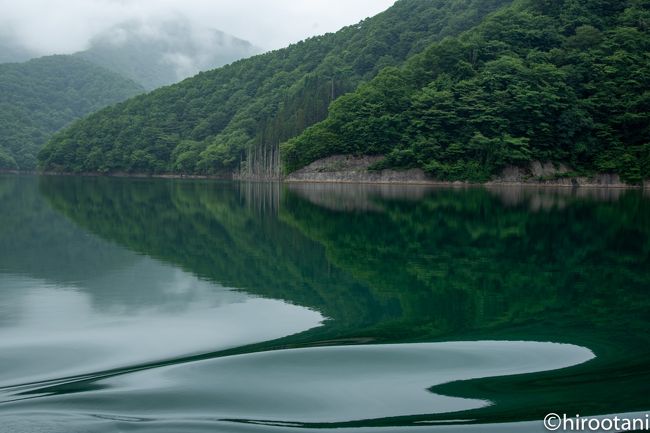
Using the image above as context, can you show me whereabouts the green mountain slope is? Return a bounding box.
[283,0,650,183]
[0,55,144,170]
[38,0,512,176]
[75,18,260,90]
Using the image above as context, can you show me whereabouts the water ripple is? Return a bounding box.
[0,341,594,431]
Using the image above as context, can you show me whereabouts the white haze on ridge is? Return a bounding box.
[0,0,397,56]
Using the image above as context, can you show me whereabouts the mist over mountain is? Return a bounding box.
[75,17,260,89]
[0,33,38,64]
[1,15,260,90]
[0,14,260,171]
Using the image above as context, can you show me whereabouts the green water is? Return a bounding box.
[0,175,649,432]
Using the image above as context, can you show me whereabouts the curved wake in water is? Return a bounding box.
[0,341,594,432]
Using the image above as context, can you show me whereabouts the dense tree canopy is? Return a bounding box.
[283,0,650,183]
[0,55,144,170]
[38,0,650,182]
[38,0,512,176]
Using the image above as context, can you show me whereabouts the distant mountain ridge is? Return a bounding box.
[0,17,260,90]
[0,18,259,171]
[74,17,260,90]
[0,55,144,170]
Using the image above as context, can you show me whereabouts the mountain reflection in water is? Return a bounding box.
[0,175,648,432]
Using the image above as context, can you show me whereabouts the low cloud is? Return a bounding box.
[0,0,396,56]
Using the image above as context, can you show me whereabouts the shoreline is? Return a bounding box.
[283,178,644,189]
[1,169,231,181]
[2,169,647,189]
[282,155,647,189]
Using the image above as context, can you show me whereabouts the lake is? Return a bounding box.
[0,175,649,432]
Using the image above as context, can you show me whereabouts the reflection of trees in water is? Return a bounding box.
[282,182,650,345]
[238,181,281,215]
[0,175,135,284]
[34,176,650,347]
[280,182,650,422]
[0,176,248,314]
[289,181,631,213]
[486,185,626,210]
[3,174,646,425]
[39,176,384,329]
[286,182,433,212]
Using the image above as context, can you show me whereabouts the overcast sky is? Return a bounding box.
[0,0,397,55]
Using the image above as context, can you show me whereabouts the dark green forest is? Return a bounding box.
[0,55,144,170]
[38,0,512,177]
[37,0,650,183]
[284,0,650,183]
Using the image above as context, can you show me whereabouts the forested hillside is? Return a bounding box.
[75,18,260,90]
[0,55,144,170]
[38,0,512,177]
[284,0,650,183]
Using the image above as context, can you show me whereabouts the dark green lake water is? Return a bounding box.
[0,175,649,432]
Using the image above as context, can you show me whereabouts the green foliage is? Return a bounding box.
[286,0,650,182]
[39,0,513,175]
[198,130,252,174]
[0,148,18,170]
[565,25,603,49]
[36,0,650,182]
[0,55,144,170]
[170,140,205,173]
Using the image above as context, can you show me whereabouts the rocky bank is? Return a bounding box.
[284,155,640,188]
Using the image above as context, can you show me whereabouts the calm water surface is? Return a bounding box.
[0,175,649,432]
